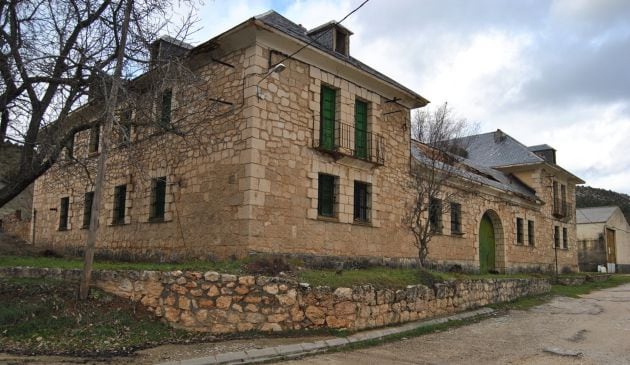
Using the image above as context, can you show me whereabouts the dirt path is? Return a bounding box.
[281,284,630,365]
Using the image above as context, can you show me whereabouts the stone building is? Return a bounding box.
[30,11,582,272]
[577,206,630,273]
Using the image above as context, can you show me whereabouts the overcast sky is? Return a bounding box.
[186,0,630,194]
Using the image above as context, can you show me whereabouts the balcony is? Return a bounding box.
[553,201,572,221]
[314,122,385,166]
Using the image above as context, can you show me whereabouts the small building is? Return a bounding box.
[576,206,630,273]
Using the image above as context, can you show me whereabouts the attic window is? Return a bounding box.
[335,29,347,55]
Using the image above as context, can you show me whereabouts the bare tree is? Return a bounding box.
[406,102,477,266]
[0,0,197,207]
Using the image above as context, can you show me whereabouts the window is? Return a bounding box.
[560,184,567,214]
[554,225,560,248]
[317,173,336,217]
[354,181,370,222]
[150,177,167,221]
[112,184,127,225]
[59,197,69,231]
[429,198,442,233]
[562,227,568,249]
[450,202,461,234]
[65,133,74,159]
[89,125,100,154]
[527,220,535,246]
[335,29,347,55]
[319,86,336,151]
[516,218,524,244]
[119,110,132,145]
[354,100,368,159]
[82,191,94,228]
[159,89,172,127]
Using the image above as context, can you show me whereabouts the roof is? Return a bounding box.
[410,142,538,201]
[253,11,428,106]
[528,144,555,152]
[457,130,544,168]
[576,206,619,224]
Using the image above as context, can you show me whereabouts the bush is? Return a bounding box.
[245,256,292,276]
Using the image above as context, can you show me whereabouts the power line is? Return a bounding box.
[274,0,370,67]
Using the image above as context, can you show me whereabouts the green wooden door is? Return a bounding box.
[354,100,367,159]
[320,87,336,150]
[479,214,496,273]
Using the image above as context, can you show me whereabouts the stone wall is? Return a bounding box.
[0,210,31,242]
[0,267,550,334]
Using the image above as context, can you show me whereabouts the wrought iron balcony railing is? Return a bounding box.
[553,201,572,220]
[314,122,385,165]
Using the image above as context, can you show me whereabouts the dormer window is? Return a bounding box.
[335,29,348,55]
[307,21,353,57]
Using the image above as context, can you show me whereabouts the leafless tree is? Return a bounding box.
[406,102,477,266]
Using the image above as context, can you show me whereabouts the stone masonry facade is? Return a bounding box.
[0,267,551,334]
[28,11,581,273]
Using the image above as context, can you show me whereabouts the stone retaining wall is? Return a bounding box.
[0,267,550,334]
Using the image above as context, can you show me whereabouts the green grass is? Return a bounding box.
[551,274,630,298]
[297,267,435,289]
[0,255,245,274]
[0,277,212,355]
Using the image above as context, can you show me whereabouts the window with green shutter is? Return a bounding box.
[320,86,336,151]
[112,184,126,225]
[354,100,368,159]
[150,177,167,221]
[160,89,172,127]
[318,173,336,217]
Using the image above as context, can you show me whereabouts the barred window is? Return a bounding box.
[354,181,370,223]
[317,173,336,217]
[516,218,524,244]
[563,227,568,249]
[450,202,461,234]
[527,220,535,246]
[59,197,69,231]
[89,125,100,153]
[150,177,167,221]
[554,225,560,248]
[160,89,172,127]
[112,185,127,225]
[429,198,442,233]
[82,192,94,228]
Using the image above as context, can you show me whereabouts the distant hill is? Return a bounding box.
[576,185,630,222]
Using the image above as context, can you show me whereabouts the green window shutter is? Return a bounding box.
[354,100,368,159]
[160,89,172,127]
[318,174,335,217]
[320,86,336,150]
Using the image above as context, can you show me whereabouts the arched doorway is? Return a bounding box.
[479,214,496,273]
[479,210,505,273]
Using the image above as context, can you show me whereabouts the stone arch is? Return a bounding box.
[478,209,505,273]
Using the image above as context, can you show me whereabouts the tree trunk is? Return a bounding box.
[79,0,134,300]
[0,109,8,142]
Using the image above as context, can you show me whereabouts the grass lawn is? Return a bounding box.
[551,274,630,297]
[0,277,213,356]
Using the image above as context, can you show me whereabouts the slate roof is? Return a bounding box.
[254,11,428,105]
[456,130,544,168]
[576,206,618,224]
[528,144,555,152]
[410,142,538,201]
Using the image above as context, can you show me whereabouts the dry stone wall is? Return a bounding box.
[0,267,550,334]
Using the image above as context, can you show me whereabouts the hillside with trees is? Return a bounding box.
[576,185,630,222]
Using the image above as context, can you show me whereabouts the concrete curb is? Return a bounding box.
[157,307,494,365]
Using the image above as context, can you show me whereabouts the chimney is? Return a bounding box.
[494,129,506,143]
[149,36,193,67]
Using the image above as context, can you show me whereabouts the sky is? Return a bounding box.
[183,0,630,194]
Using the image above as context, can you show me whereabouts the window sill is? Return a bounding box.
[451,231,465,237]
[110,221,127,226]
[353,219,372,227]
[88,151,100,158]
[317,215,339,223]
[58,228,68,232]
[148,217,166,224]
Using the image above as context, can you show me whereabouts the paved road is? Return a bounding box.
[280,284,630,365]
